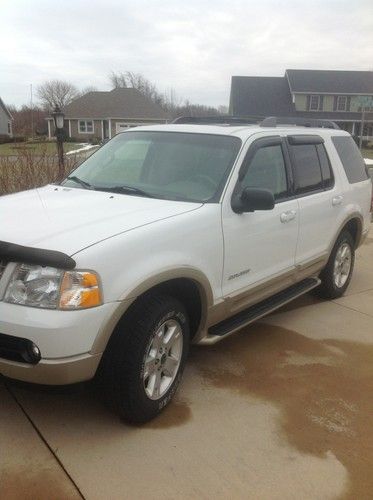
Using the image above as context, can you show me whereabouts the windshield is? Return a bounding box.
[62,131,242,202]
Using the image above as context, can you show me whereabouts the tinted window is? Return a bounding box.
[241,145,288,200]
[332,136,369,184]
[291,144,323,194]
[316,144,334,189]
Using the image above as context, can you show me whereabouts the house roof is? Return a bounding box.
[61,88,170,120]
[286,69,373,94]
[230,73,373,121]
[229,76,295,117]
[0,97,13,120]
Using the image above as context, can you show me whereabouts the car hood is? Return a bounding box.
[0,185,202,256]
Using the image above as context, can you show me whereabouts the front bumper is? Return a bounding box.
[0,352,102,385]
[0,300,119,384]
[0,301,118,358]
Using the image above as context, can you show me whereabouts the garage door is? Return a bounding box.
[116,123,132,134]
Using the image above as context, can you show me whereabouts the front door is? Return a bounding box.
[222,136,299,313]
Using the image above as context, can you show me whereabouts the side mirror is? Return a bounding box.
[231,187,275,214]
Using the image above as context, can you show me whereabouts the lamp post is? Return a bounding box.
[356,96,373,150]
[52,106,65,180]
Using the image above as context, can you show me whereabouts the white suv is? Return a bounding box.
[0,118,371,422]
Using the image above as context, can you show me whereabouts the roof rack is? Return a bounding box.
[260,116,340,129]
[172,115,263,125]
[172,115,340,130]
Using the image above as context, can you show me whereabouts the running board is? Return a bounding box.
[202,277,320,345]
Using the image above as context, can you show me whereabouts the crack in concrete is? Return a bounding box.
[331,299,373,319]
[3,380,86,500]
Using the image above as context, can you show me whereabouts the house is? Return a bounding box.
[0,97,13,138]
[229,69,373,139]
[47,88,170,141]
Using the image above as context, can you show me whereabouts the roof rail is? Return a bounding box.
[260,116,340,129]
[172,115,340,130]
[172,115,263,125]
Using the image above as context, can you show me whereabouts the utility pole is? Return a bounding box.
[356,96,373,150]
[358,106,365,150]
[30,83,34,141]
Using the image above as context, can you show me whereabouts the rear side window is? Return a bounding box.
[290,144,323,194]
[331,136,369,184]
[316,144,334,189]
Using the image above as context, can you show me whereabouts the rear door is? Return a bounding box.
[286,134,341,269]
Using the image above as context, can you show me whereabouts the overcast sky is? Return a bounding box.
[1,0,372,108]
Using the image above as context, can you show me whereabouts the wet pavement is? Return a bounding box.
[1,229,373,499]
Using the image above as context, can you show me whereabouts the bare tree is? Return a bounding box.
[170,101,222,119]
[36,80,80,110]
[79,85,97,96]
[109,71,128,89]
[108,71,226,118]
[7,104,47,137]
[109,71,165,107]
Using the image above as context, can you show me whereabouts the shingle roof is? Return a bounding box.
[229,76,295,117]
[229,73,373,121]
[61,88,170,120]
[286,69,373,94]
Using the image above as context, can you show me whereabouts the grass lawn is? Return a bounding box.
[0,142,84,156]
[362,148,373,160]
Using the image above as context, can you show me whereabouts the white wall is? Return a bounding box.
[0,106,12,137]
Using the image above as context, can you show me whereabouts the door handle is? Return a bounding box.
[332,195,343,206]
[280,210,296,223]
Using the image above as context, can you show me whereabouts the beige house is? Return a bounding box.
[230,69,373,140]
[47,88,169,141]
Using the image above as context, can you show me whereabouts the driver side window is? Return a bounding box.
[241,145,288,201]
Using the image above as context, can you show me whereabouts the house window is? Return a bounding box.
[7,122,11,134]
[79,120,94,134]
[337,96,347,111]
[309,95,320,111]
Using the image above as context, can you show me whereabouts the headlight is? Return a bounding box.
[4,263,102,310]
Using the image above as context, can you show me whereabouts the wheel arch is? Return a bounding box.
[336,214,363,250]
[91,268,214,355]
[326,213,363,260]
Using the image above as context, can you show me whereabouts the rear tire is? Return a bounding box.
[315,230,355,299]
[99,294,189,423]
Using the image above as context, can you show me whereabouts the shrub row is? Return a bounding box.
[0,147,81,196]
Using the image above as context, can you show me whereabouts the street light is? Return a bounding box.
[52,106,65,180]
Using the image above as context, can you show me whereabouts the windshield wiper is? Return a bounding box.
[65,176,94,190]
[95,185,155,198]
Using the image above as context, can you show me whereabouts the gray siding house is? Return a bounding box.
[229,69,373,139]
[47,88,170,141]
[0,98,13,138]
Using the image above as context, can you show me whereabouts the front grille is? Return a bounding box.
[0,333,41,364]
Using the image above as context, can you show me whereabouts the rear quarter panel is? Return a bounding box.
[325,134,372,240]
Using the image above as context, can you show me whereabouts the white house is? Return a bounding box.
[0,97,13,138]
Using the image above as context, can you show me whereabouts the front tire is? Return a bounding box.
[316,230,355,299]
[100,294,189,423]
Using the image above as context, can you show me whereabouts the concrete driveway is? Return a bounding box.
[1,230,373,500]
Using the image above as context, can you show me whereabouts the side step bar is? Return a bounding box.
[202,277,320,345]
